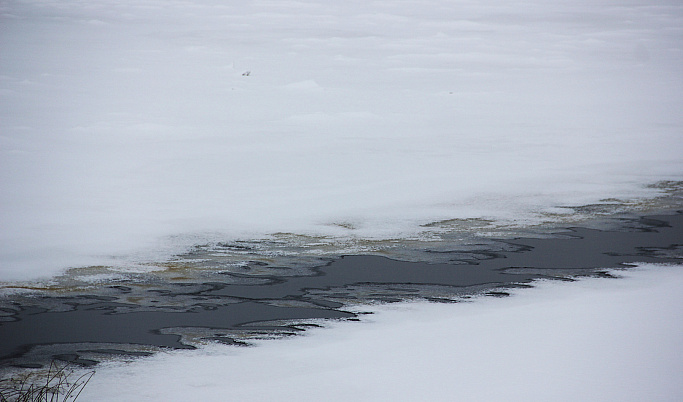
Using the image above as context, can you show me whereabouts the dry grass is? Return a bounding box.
[0,361,94,402]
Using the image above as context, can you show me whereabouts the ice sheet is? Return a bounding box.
[1,0,682,280]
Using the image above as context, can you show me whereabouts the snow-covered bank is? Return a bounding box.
[2,0,682,281]
[81,264,683,402]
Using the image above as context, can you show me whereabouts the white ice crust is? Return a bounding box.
[1,0,682,280]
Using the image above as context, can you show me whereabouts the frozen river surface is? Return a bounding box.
[1,0,682,400]
[1,0,682,281]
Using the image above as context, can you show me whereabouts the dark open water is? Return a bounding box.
[1,212,681,371]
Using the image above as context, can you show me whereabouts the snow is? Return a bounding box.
[2,2,682,398]
[80,264,683,402]
[1,0,682,281]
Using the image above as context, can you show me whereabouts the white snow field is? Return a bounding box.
[2,1,683,400]
[1,0,682,281]
[80,264,683,402]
